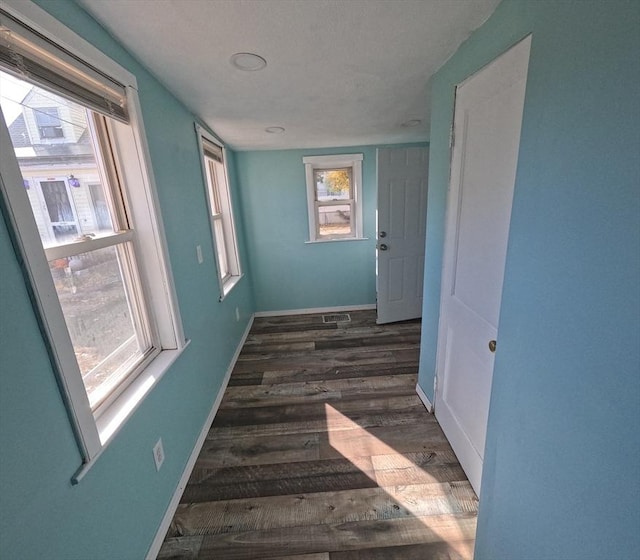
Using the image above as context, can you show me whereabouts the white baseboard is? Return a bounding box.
[254,303,376,318]
[145,314,255,560]
[416,382,433,413]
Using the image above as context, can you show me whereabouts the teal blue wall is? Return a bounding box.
[236,144,426,312]
[0,1,255,558]
[418,1,640,558]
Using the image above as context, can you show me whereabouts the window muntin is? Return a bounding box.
[1,71,156,411]
[198,129,242,299]
[304,154,364,242]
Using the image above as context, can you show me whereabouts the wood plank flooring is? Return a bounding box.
[157,310,477,559]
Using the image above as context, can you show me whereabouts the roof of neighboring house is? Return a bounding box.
[7,113,30,148]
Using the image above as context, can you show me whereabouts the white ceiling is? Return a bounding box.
[76,0,501,150]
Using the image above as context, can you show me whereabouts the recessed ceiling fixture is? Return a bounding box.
[230,52,267,71]
[265,126,285,134]
[401,119,422,128]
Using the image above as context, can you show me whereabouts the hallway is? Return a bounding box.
[158,310,477,559]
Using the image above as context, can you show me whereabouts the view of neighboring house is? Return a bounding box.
[6,84,108,247]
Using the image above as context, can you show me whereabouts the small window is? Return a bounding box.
[0,5,185,474]
[196,126,242,299]
[303,154,364,242]
[35,107,63,138]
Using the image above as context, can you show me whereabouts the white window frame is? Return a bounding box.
[196,125,242,300]
[0,0,187,481]
[303,153,364,242]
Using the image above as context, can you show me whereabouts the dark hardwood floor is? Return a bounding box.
[157,310,478,559]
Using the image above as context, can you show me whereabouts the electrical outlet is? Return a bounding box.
[196,245,203,264]
[235,307,240,321]
[153,438,165,471]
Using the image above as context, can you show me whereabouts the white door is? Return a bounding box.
[435,36,531,495]
[376,146,429,324]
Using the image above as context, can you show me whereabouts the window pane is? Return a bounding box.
[207,158,226,215]
[213,217,230,279]
[315,168,352,201]
[49,244,147,409]
[317,204,352,237]
[1,70,115,249]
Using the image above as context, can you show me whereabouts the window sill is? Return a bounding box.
[219,273,244,302]
[305,237,369,244]
[71,341,190,484]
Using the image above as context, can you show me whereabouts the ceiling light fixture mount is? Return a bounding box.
[265,126,285,134]
[401,119,422,128]
[230,52,267,71]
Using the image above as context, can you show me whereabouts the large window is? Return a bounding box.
[3,85,155,411]
[0,3,185,476]
[197,126,242,299]
[303,154,364,242]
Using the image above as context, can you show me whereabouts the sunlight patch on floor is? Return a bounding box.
[325,402,475,556]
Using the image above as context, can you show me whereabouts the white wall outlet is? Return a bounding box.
[235,307,240,321]
[196,244,203,264]
[152,438,165,471]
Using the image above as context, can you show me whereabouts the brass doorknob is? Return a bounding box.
[488,340,497,353]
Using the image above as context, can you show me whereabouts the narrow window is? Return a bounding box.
[197,127,242,299]
[303,154,364,242]
[0,5,185,472]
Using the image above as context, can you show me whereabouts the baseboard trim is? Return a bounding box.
[254,303,376,318]
[145,314,255,560]
[416,382,434,413]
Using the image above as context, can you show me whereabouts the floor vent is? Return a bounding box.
[322,313,351,324]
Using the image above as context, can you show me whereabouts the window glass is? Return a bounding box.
[317,204,352,238]
[314,168,352,201]
[49,244,142,408]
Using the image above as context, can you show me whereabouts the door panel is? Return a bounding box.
[452,83,526,326]
[435,36,532,495]
[377,146,429,324]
